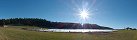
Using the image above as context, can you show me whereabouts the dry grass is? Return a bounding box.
[0,26,137,40]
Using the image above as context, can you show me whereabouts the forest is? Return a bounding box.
[0,18,113,29]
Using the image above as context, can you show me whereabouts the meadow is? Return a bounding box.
[0,26,137,40]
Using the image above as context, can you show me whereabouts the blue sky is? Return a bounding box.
[0,0,137,29]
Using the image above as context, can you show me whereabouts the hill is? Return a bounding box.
[0,18,112,29]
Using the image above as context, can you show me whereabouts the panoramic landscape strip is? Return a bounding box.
[0,0,137,40]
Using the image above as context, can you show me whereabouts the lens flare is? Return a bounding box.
[70,0,96,24]
[79,8,89,20]
[77,0,90,21]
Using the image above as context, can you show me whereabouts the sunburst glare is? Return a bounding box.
[79,8,89,20]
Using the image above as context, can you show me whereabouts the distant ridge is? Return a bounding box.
[0,18,113,29]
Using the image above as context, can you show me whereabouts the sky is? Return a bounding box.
[0,0,137,29]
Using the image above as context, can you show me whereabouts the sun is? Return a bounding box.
[79,9,89,20]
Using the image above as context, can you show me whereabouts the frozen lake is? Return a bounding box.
[39,29,117,32]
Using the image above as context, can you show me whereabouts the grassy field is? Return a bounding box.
[0,26,137,40]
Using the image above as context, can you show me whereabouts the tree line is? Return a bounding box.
[0,18,113,29]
